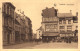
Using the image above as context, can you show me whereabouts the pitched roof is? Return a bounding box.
[57,13,73,17]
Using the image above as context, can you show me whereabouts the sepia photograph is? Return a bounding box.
[0,0,79,50]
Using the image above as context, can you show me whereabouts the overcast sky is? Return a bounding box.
[0,0,78,33]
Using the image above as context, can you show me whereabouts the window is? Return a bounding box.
[67,26,72,31]
[45,24,58,32]
[59,26,65,33]
[2,4,5,13]
[6,5,7,14]
[9,7,10,15]
[73,17,78,23]
[63,20,66,24]
[59,20,62,24]
[59,26,64,29]
[7,5,9,15]
[39,31,40,33]
[68,20,71,24]
[76,26,78,28]
[4,17,8,26]
[55,10,57,16]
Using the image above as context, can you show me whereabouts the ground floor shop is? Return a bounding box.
[42,32,59,42]
[60,32,78,43]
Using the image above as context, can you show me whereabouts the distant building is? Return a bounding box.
[25,17,33,41]
[27,18,33,41]
[41,7,59,42]
[33,33,37,40]
[2,2,15,45]
[36,26,42,39]
[14,12,21,43]
[24,17,29,41]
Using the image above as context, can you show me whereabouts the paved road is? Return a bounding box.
[3,42,78,49]
[30,42,78,49]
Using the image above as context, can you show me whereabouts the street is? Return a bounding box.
[3,42,78,49]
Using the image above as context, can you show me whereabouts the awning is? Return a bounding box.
[60,34,74,37]
[60,31,74,34]
[43,32,59,36]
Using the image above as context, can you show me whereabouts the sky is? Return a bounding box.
[0,0,78,33]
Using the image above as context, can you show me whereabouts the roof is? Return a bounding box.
[57,13,73,17]
[3,2,15,9]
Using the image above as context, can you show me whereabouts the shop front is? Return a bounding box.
[42,32,59,42]
[60,32,74,43]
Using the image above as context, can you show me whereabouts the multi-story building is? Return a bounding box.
[58,12,78,42]
[33,33,37,40]
[14,11,33,42]
[20,14,26,41]
[14,12,21,43]
[41,7,59,42]
[2,2,33,45]
[2,2,15,45]
[36,26,42,39]
[27,18,33,41]
[24,17,29,41]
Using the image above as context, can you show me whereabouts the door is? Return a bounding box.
[7,34,10,44]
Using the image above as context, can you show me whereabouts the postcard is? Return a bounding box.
[0,0,79,51]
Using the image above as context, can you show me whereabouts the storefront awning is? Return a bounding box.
[43,32,59,36]
[60,31,74,34]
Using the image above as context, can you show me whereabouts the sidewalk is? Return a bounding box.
[3,41,78,49]
[3,42,42,49]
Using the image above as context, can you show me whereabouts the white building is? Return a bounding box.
[36,26,42,39]
[58,12,78,40]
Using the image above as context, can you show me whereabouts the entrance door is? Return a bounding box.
[7,34,10,44]
[15,31,20,43]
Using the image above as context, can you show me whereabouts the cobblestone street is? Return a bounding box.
[3,42,78,49]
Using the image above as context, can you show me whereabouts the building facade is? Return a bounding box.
[14,12,21,43]
[58,13,78,42]
[2,2,33,45]
[27,18,33,41]
[24,17,30,41]
[41,7,59,42]
[41,7,78,42]
[36,26,42,39]
[2,2,15,45]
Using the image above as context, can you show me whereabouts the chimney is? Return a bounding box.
[76,12,78,16]
[70,10,72,13]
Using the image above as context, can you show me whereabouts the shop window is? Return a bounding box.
[68,20,71,24]
[63,20,66,24]
[59,26,64,29]
[67,26,72,31]
[59,20,62,24]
